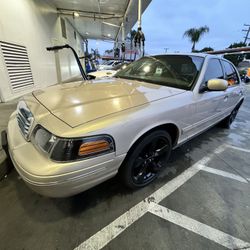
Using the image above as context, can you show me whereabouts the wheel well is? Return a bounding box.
[237,98,244,109]
[149,124,179,146]
[119,123,179,173]
[130,123,179,151]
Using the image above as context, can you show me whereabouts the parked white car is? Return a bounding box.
[97,60,121,70]
[88,62,130,79]
[5,53,245,197]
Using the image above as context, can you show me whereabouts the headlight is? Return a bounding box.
[33,126,56,153]
[32,125,115,162]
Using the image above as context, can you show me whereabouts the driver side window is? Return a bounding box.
[203,59,224,83]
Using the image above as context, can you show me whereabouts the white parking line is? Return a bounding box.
[74,147,224,250]
[149,203,250,250]
[74,164,204,250]
[197,165,248,184]
[226,145,250,153]
[74,201,149,250]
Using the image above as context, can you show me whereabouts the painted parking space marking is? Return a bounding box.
[74,201,149,250]
[74,146,225,250]
[149,203,250,250]
[74,144,250,250]
[226,145,250,154]
[197,165,249,184]
[74,163,204,250]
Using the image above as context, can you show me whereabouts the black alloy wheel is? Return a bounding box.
[229,108,238,125]
[120,130,172,189]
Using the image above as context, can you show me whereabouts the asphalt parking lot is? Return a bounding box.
[0,86,250,250]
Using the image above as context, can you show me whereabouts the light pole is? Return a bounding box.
[243,24,250,45]
[164,48,169,53]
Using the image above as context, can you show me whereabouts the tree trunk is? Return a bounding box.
[192,42,196,52]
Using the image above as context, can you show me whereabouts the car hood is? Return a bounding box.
[32,78,185,128]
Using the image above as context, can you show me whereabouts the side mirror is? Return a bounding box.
[207,79,228,91]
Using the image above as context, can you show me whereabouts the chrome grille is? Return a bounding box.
[16,101,34,140]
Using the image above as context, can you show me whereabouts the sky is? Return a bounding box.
[89,0,250,55]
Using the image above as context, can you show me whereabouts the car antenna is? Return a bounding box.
[46,44,88,80]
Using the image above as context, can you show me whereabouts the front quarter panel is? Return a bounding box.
[68,90,195,156]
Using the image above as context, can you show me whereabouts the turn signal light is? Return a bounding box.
[78,140,111,156]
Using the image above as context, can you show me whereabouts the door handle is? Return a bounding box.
[224,95,228,102]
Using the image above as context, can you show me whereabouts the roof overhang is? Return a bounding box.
[49,0,151,42]
[207,47,250,55]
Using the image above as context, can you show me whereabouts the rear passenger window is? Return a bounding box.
[204,59,224,83]
[222,61,239,86]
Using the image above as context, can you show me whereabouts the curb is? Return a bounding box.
[0,149,9,180]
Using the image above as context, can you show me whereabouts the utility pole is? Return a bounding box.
[164,48,169,53]
[242,24,250,45]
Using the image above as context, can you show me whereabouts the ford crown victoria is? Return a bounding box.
[5,54,245,197]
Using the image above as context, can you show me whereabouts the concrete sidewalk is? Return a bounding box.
[0,101,17,179]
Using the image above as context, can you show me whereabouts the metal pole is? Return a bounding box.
[243,24,250,45]
[54,50,62,84]
[114,0,132,43]
[81,41,86,73]
[122,22,125,42]
[164,48,169,53]
[244,27,250,45]
[138,0,142,28]
[121,22,125,60]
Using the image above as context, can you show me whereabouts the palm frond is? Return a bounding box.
[183,26,209,43]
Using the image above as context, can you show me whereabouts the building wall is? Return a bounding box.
[0,0,83,102]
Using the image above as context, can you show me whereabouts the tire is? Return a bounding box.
[0,150,10,181]
[119,130,172,189]
[220,106,239,129]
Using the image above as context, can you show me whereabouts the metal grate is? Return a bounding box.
[0,41,34,92]
[61,18,67,39]
[16,101,34,140]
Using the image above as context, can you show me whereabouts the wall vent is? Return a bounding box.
[0,41,34,92]
[61,18,67,39]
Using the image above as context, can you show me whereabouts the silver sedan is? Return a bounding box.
[7,53,245,197]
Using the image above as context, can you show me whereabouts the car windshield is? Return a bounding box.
[112,62,130,71]
[115,55,204,90]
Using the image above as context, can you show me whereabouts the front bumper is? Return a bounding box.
[7,113,126,197]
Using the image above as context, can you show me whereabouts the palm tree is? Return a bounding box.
[183,26,210,52]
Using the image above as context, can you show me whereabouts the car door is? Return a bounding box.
[190,58,227,137]
[221,60,243,110]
